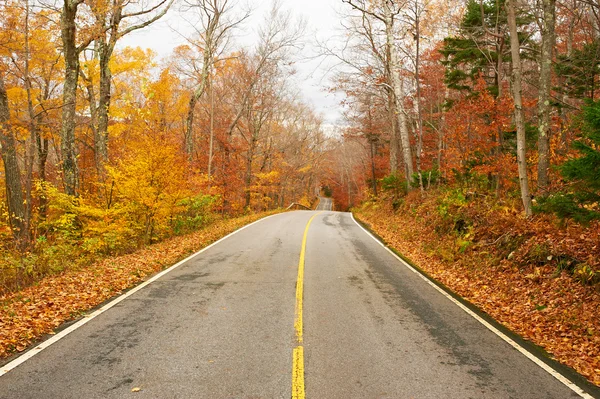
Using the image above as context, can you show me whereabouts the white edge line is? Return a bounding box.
[350,213,594,399]
[1,213,281,377]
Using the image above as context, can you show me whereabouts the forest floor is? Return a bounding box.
[0,210,280,361]
[354,190,600,387]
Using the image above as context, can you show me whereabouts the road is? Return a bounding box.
[315,197,332,211]
[0,211,596,398]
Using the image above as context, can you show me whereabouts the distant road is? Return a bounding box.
[315,196,332,210]
[0,211,595,398]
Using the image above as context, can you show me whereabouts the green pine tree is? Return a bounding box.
[537,101,600,223]
[555,40,600,100]
[440,0,532,97]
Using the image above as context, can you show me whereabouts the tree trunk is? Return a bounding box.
[369,137,378,196]
[366,93,378,196]
[244,139,255,208]
[23,0,36,239]
[506,0,533,216]
[559,4,574,152]
[0,75,27,244]
[184,59,211,162]
[384,2,414,188]
[387,88,399,175]
[414,12,424,192]
[385,37,398,176]
[184,5,220,162]
[96,37,114,165]
[537,0,556,191]
[92,1,173,167]
[208,74,215,178]
[438,87,448,181]
[81,70,99,167]
[60,0,81,196]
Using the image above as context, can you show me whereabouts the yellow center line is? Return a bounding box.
[292,212,322,399]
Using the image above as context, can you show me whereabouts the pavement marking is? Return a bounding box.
[350,213,595,399]
[292,212,321,399]
[0,213,283,378]
[292,346,305,399]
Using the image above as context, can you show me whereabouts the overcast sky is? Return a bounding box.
[119,0,347,126]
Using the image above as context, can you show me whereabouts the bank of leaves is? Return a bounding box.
[0,210,279,359]
[355,191,600,386]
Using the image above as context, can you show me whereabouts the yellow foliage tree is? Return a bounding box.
[107,133,189,244]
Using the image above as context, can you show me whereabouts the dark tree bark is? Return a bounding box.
[93,0,173,167]
[0,75,26,244]
[60,0,85,196]
[537,0,556,191]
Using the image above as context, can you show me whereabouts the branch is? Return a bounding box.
[121,0,170,19]
[118,0,175,38]
[342,0,386,23]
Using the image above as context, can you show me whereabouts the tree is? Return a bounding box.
[221,3,303,208]
[506,0,533,216]
[440,0,510,96]
[402,0,433,191]
[182,0,247,163]
[343,0,415,188]
[89,0,173,167]
[0,74,26,244]
[536,0,556,191]
[60,0,93,196]
[538,100,600,223]
[555,39,600,100]
[321,2,398,176]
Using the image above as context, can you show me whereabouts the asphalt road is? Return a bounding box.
[315,197,332,211]
[0,211,594,398]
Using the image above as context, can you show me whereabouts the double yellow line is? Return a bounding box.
[292,212,321,399]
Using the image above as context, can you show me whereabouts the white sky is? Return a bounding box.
[120,0,347,126]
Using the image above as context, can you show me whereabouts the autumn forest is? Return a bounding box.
[1,0,600,388]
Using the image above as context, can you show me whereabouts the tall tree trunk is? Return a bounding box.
[537,0,556,191]
[0,75,26,244]
[494,34,505,194]
[386,88,399,174]
[559,4,575,151]
[384,2,414,188]
[81,68,99,167]
[506,0,533,216]
[184,2,222,162]
[23,0,36,239]
[92,0,173,167]
[438,87,449,180]
[36,78,49,218]
[96,37,114,165]
[208,74,215,178]
[366,94,378,196]
[385,41,398,176]
[414,11,424,192]
[60,0,82,196]
[369,137,378,196]
[184,48,212,162]
[244,138,255,208]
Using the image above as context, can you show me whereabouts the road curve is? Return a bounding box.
[0,211,594,398]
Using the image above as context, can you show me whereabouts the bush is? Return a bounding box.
[173,194,219,234]
[381,173,407,204]
[412,167,441,188]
